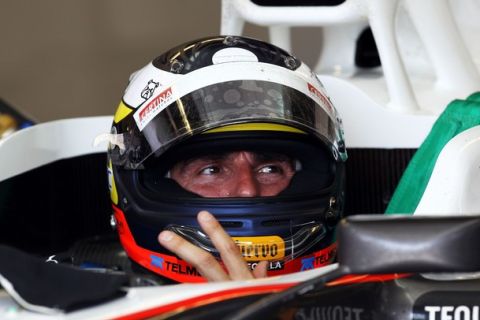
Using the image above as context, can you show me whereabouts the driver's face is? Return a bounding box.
[170,151,296,198]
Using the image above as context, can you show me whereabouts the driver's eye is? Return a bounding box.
[199,166,220,175]
[258,165,282,174]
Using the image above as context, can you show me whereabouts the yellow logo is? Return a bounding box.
[232,236,285,261]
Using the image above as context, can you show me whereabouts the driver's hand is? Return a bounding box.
[158,210,268,281]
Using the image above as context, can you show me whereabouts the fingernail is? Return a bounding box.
[159,231,173,242]
[198,211,213,222]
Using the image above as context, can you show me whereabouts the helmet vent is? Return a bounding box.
[261,219,290,227]
[219,221,244,228]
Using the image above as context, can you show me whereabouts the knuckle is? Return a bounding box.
[222,240,241,256]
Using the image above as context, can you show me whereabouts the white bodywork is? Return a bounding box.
[415,126,480,215]
[221,0,480,114]
[0,265,338,319]
[0,116,112,182]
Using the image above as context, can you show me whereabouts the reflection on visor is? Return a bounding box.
[166,222,326,263]
[113,80,344,169]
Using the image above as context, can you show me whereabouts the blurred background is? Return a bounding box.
[0,0,324,122]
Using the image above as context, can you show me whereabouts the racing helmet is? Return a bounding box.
[107,36,347,282]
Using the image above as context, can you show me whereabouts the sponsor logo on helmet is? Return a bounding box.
[307,83,333,113]
[149,254,201,276]
[141,79,160,100]
[233,236,285,262]
[301,257,315,271]
[301,244,337,271]
[135,86,173,129]
[247,260,284,271]
[150,255,164,270]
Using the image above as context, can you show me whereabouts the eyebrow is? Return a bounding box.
[181,153,228,166]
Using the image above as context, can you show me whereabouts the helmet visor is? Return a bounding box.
[112,80,344,168]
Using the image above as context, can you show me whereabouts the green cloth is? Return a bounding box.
[385,92,480,214]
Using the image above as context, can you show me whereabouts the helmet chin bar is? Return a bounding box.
[166,222,327,263]
[113,204,338,282]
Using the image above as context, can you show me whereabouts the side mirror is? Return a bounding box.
[337,214,480,274]
[229,214,480,320]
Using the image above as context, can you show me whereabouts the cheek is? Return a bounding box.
[186,180,234,198]
[258,179,291,196]
[258,171,295,196]
[200,189,231,198]
[170,170,235,198]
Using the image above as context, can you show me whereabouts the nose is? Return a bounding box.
[232,166,260,197]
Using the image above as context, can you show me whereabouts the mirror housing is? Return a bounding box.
[337,214,480,274]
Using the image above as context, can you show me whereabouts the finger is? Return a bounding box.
[158,230,230,282]
[252,260,269,278]
[197,211,254,281]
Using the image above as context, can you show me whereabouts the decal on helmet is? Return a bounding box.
[122,63,182,109]
[141,79,160,100]
[232,236,285,262]
[300,243,337,271]
[247,261,285,271]
[307,83,334,113]
[113,100,133,124]
[134,86,173,130]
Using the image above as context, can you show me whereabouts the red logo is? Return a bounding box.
[308,83,333,112]
[138,87,173,123]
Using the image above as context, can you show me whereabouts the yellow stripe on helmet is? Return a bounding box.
[114,101,133,124]
[205,123,306,134]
